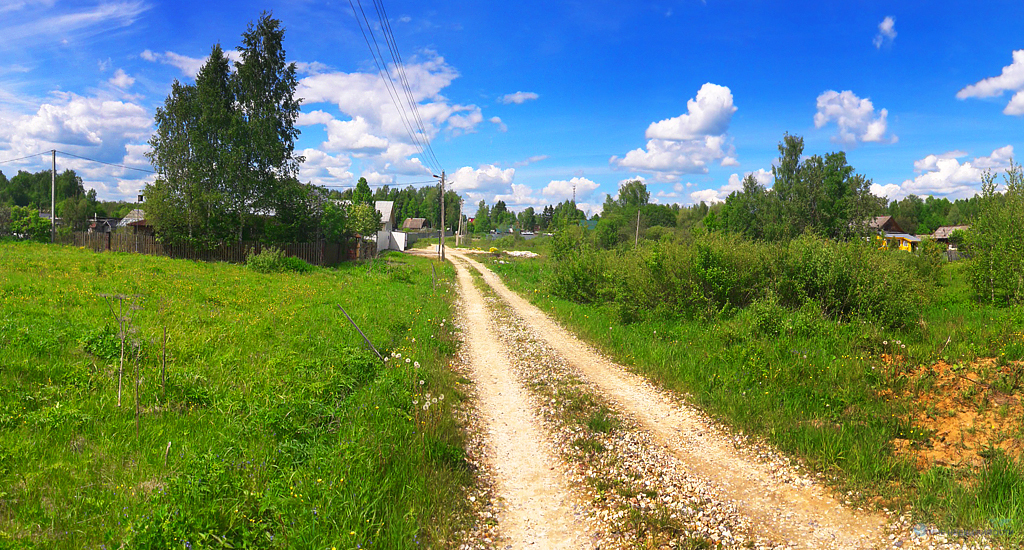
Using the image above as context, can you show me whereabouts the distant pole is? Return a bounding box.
[50,150,56,243]
[457,199,464,247]
[439,171,446,262]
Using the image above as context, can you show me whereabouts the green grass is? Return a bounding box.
[0,242,472,549]
[483,253,1024,543]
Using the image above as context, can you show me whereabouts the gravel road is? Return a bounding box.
[439,248,1005,550]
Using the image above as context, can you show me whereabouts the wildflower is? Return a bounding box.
[438,394,445,401]
[419,380,424,385]
[883,340,888,345]
[901,344,906,349]
[406,358,411,363]
[414,361,420,368]
[422,404,429,410]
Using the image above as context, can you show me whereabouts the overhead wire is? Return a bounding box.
[55,150,156,174]
[372,0,441,172]
[0,151,51,165]
[347,0,443,177]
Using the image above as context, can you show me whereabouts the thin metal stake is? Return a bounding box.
[338,304,383,360]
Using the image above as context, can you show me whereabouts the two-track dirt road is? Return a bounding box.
[418,246,981,549]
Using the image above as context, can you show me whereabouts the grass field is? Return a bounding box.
[0,242,472,549]
[480,250,1024,543]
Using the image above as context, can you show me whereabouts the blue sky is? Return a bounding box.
[1,1,1022,214]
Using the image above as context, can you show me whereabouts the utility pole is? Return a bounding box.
[456,198,464,247]
[437,170,446,262]
[50,150,56,243]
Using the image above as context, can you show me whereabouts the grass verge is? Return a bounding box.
[481,252,1024,545]
[0,242,472,549]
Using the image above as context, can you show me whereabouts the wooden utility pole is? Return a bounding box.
[456,198,464,247]
[438,171,446,262]
[50,150,56,243]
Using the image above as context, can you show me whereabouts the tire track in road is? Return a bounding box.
[450,254,596,549]
[451,249,889,550]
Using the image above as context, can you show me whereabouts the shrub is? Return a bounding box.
[967,162,1024,305]
[245,246,314,273]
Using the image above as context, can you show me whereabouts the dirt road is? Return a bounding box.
[436,247,976,549]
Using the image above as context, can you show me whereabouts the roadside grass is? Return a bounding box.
[482,253,1024,544]
[0,242,471,549]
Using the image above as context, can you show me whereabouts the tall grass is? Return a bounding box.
[483,247,1024,542]
[0,242,471,548]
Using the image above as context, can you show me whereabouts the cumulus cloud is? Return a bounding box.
[687,168,772,204]
[877,146,1015,199]
[489,116,507,132]
[108,68,134,88]
[0,91,149,151]
[299,148,354,186]
[957,50,1024,116]
[493,183,543,209]
[813,90,896,146]
[499,91,539,105]
[645,83,737,141]
[449,164,516,203]
[512,155,548,167]
[542,177,599,202]
[295,53,484,181]
[873,16,896,49]
[612,83,737,180]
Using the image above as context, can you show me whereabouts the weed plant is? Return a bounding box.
[483,244,1024,542]
[0,242,470,548]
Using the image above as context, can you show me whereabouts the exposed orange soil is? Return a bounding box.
[895,359,1024,469]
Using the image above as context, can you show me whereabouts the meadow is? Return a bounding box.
[0,242,472,549]
[481,239,1024,543]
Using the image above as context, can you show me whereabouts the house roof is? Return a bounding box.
[403,217,429,230]
[867,215,903,233]
[885,232,921,242]
[931,225,970,240]
[117,209,145,227]
[375,201,394,222]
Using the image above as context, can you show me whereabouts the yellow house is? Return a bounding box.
[875,232,921,252]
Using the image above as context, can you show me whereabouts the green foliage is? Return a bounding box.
[146,14,305,247]
[245,246,314,273]
[967,162,1024,305]
[9,205,50,242]
[721,134,883,241]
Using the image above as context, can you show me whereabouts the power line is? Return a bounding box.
[0,151,51,165]
[347,0,443,176]
[55,150,156,174]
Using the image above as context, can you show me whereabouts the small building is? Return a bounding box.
[375,201,395,232]
[88,218,120,234]
[931,225,970,245]
[877,232,921,252]
[402,217,430,231]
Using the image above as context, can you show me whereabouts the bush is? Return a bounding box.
[245,246,314,273]
[967,162,1024,305]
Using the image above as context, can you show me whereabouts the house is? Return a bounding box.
[877,233,921,252]
[375,201,395,232]
[402,217,430,231]
[117,209,146,229]
[931,225,970,245]
[867,215,904,234]
[88,218,120,234]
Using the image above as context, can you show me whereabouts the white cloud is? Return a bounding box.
[294,61,330,75]
[645,83,736,141]
[1,2,148,46]
[493,183,543,209]
[512,155,547,167]
[957,50,1024,116]
[499,91,539,105]
[869,183,901,199]
[873,16,896,49]
[813,90,896,146]
[140,48,242,77]
[450,164,516,198]
[890,146,1015,198]
[612,83,737,180]
[299,148,354,186]
[108,68,134,88]
[542,176,599,202]
[489,116,507,132]
[687,168,772,205]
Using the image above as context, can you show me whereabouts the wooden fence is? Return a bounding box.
[58,231,372,266]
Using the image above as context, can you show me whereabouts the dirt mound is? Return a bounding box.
[896,359,1024,469]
